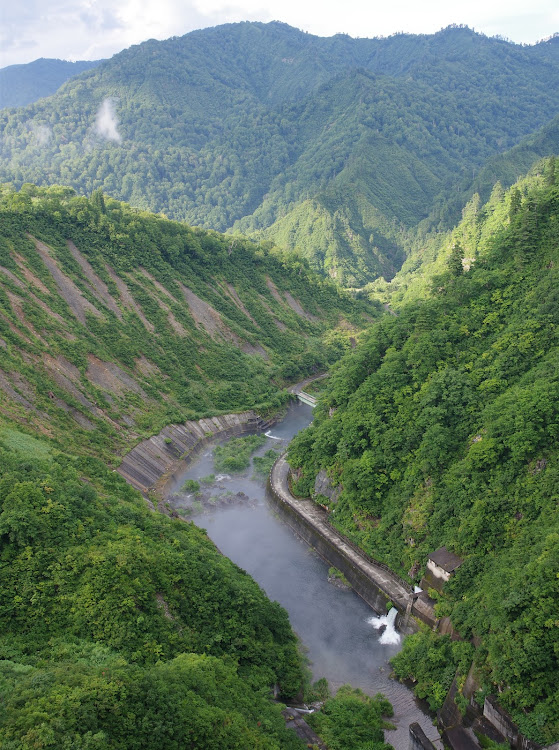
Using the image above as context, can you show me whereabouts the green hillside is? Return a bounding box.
[0,184,370,460]
[0,428,306,749]
[0,58,102,109]
[287,164,559,743]
[0,186,380,748]
[370,143,559,306]
[1,23,559,283]
[423,113,559,234]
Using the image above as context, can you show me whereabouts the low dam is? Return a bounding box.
[117,410,273,499]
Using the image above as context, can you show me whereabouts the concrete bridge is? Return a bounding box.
[297,391,317,407]
[287,373,326,408]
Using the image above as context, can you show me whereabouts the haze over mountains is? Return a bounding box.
[1,22,559,285]
[0,58,102,109]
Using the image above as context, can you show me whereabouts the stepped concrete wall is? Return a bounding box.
[118,411,273,497]
[410,723,438,750]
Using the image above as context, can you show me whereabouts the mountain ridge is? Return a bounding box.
[0,57,103,109]
[1,22,559,284]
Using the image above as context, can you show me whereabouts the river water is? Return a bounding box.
[167,401,441,750]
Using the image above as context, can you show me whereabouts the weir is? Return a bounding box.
[117,410,274,498]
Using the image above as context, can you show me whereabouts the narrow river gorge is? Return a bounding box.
[165,401,442,750]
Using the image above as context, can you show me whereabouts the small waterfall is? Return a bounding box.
[368,607,401,645]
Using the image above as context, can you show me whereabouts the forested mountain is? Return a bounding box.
[0,184,369,460]
[367,124,559,306]
[0,185,379,749]
[0,418,306,749]
[0,58,102,109]
[288,162,559,743]
[423,113,559,234]
[1,23,559,284]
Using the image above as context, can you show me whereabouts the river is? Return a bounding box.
[166,401,441,750]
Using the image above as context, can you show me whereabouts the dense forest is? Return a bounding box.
[288,163,559,743]
[1,23,559,283]
[0,433,307,749]
[2,22,559,749]
[0,184,371,459]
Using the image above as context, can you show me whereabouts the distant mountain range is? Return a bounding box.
[0,58,102,108]
[0,23,558,284]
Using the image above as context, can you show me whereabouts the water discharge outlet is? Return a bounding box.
[368,607,401,645]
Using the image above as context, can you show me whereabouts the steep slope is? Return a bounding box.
[1,23,559,283]
[371,152,559,305]
[0,184,371,460]
[424,113,559,232]
[0,407,306,750]
[0,58,102,108]
[287,167,559,742]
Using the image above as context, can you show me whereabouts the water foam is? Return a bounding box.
[368,607,401,645]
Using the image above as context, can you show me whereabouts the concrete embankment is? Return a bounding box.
[268,454,417,630]
[118,411,273,501]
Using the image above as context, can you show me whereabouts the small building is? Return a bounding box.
[421,546,463,594]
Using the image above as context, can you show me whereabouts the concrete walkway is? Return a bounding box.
[270,455,413,612]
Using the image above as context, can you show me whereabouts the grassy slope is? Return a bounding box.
[0,184,373,461]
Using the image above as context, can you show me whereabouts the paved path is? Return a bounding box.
[270,455,413,611]
[287,372,328,395]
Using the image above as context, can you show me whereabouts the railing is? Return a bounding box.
[297,391,317,406]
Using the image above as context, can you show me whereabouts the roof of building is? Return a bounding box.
[428,546,463,573]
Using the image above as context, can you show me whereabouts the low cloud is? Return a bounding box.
[30,122,52,146]
[94,97,121,142]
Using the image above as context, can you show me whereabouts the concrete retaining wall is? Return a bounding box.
[118,411,273,497]
[268,454,417,628]
[483,697,559,750]
[271,490,392,614]
[410,722,438,750]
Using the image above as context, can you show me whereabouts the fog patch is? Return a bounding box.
[94,97,121,142]
[30,122,52,146]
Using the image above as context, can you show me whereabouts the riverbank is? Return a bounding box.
[117,373,329,506]
[166,401,443,750]
[269,454,418,629]
[117,410,275,509]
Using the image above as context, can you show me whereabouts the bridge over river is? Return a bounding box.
[287,373,325,407]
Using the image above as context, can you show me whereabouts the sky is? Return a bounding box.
[1,0,558,68]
